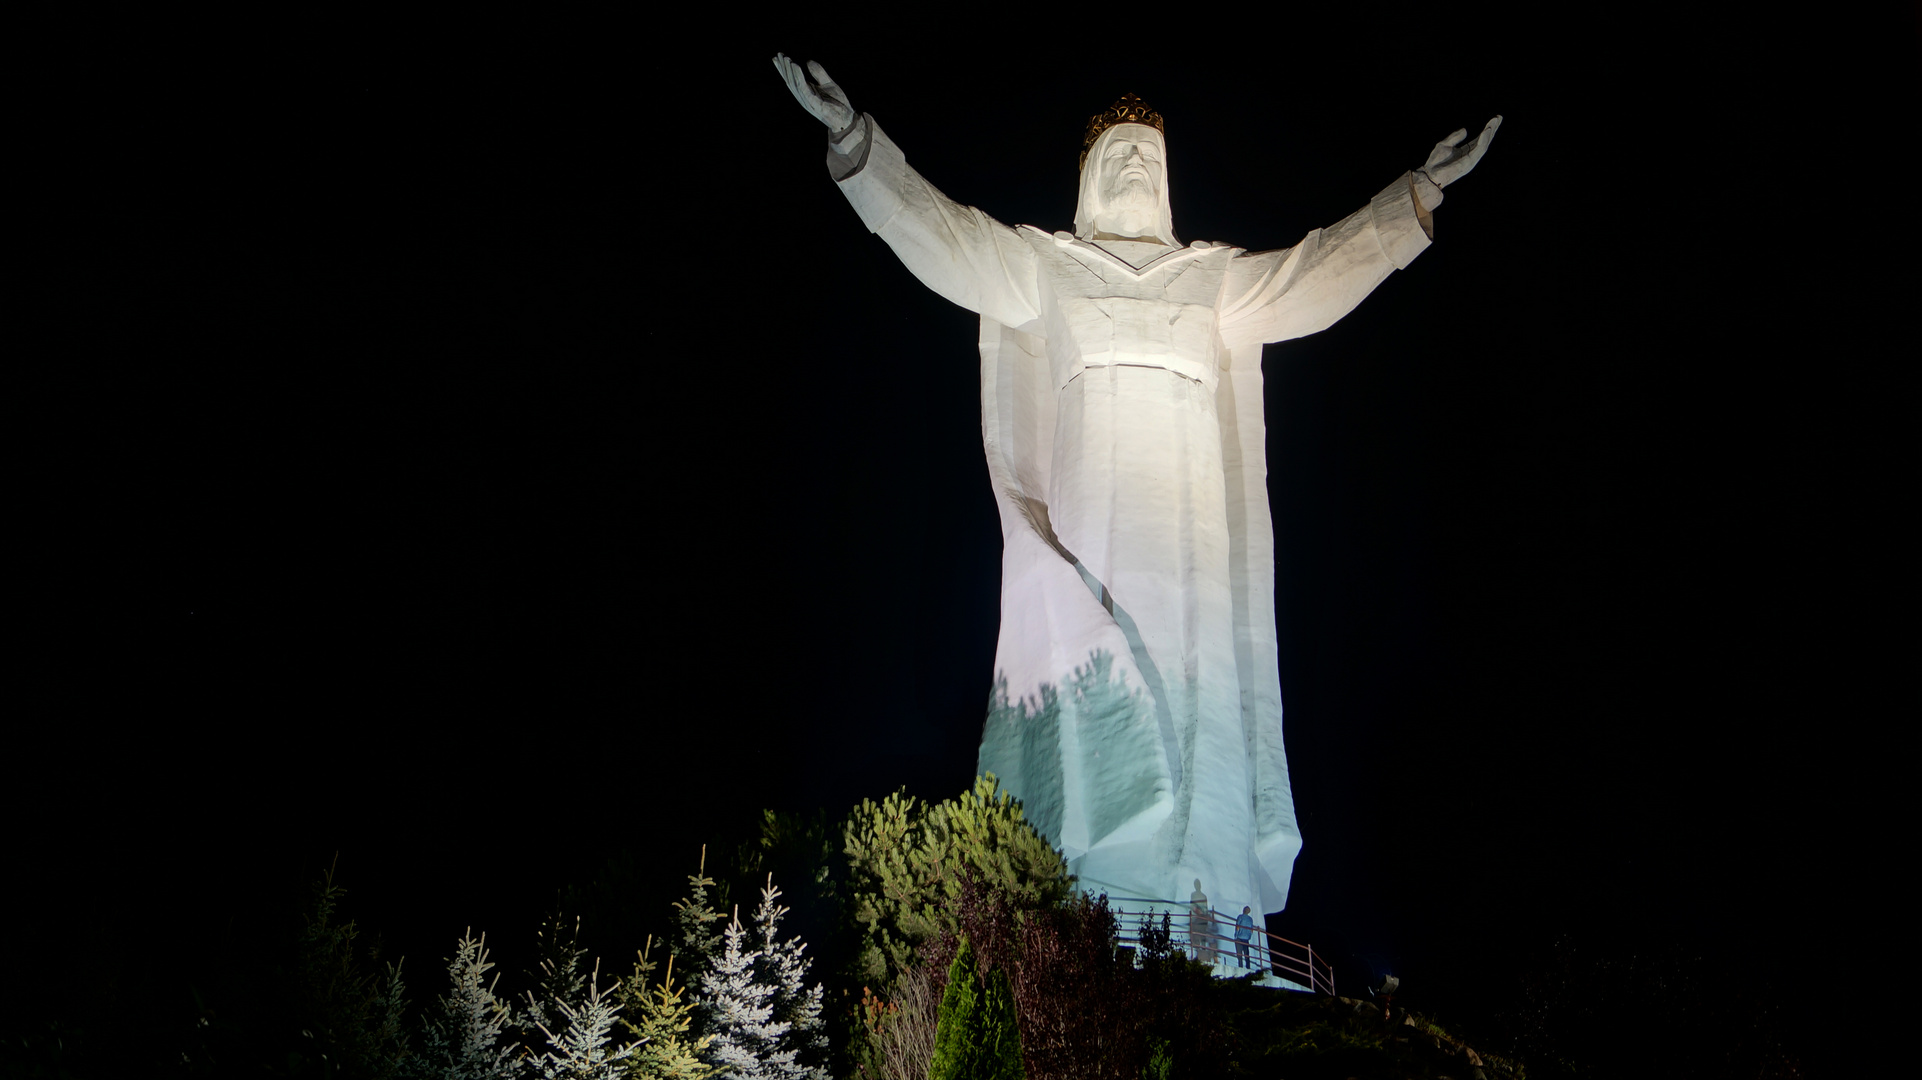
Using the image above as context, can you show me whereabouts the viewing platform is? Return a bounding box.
[1105,897,1334,996]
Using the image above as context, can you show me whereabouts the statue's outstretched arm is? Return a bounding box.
[1221,116,1501,347]
[773,55,1041,330]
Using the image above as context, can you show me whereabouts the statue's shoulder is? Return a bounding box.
[1190,239,1254,260]
[1012,225,1085,264]
[1016,224,1063,247]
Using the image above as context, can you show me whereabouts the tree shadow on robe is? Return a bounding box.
[979,649,1173,862]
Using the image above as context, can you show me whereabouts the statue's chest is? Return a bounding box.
[1034,243,1233,389]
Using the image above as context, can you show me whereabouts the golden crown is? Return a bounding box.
[1080,94,1165,170]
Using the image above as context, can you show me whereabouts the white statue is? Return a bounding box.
[775,57,1497,935]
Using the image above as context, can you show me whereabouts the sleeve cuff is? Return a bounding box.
[825,113,872,182]
[830,115,913,234]
[1368,170,1434,270]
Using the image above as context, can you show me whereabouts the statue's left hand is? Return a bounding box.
[1422,116,1501,187]
[773,54,857,135]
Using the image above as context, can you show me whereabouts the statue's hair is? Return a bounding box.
[1073,122,1178,247]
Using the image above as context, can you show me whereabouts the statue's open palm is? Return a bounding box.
[1424,116,1501,187]
[774,54,855,134]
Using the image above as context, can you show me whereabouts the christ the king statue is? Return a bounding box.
[776,56,1498,939]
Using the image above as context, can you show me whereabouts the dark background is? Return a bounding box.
[17,9,1911,1070]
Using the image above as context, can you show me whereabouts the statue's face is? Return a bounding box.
[1097,124,1164,212]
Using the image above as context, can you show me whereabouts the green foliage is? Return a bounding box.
[618,940,714,1080]
[286,859,411,1078]
[528,958,633,1080]
[927,939,1024,1080]
[842,775,1072,990]
[670,846,726,1005]
[978,968,1026,1080]
[733,810,836,898]
[926,940,982,1080]
[1141,1036,1172,1080]
[522,911,591,1046]
[415,929,523,1080]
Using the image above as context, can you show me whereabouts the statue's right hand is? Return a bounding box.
[773,54,856,135]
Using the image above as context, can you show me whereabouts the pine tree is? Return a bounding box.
[416,929,524,1080]
[529,957,633,1080]
[843,776,1073,991]
[619,938,714,1080]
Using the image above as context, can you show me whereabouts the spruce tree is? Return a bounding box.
[522,911,590,1049]
[700,908,792,1080]
[529,958,633,1080]
[748,877,830,1080]
[290,859,412,1078]
[619,940,714,1080]
[671,846,726,1007]
[416,929,523,1080]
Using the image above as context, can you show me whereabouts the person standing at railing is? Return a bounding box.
[1187,879,1215,963]
[1233,906,1255,969]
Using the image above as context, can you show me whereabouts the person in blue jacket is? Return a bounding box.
[1233,906,1256,969]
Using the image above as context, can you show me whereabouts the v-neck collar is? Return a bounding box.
[1018,225,1216,279]
[1076,238,1205,277]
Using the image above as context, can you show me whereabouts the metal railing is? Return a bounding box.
[1105,897,1335,997]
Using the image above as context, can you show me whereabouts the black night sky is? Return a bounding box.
[17,11,1910,1071]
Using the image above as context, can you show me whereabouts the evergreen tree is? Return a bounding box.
[701,908,793,1080]
[927,938,983,1080]
[529,958,633,1080]
[415,929,524,1080]
[522,911,590,1048]
[842,788,924,991]
[843,776,1072,991]
[926,936,1026,1080]
[671,846,726,1006]
[748,877,830,1080]
[978,968,1025,1080]
[619,939,714,1080]
[289,859,412,1078]
[700,881,829,1080]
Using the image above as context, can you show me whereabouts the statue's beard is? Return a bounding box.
[1104,176,1156,213]
[1095,177,1159,237]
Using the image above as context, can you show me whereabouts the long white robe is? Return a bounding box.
[827,115,1433,925]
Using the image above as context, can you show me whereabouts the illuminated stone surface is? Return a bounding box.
[776,57,1497,935]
